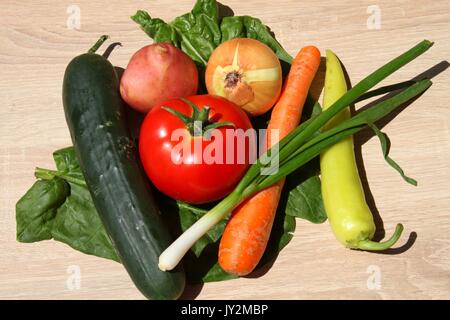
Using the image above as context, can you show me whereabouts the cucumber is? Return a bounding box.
[62,36,185,300]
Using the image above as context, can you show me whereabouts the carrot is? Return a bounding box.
[218,46,321,276]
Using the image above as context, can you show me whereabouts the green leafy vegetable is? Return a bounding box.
[131,10,179,45]
[220,16,293,64]
[177,201,228,257]
[201,262,238,282]
[265,206,297,255]
[132,0,293,66]
[184,244,238,283]
[16,178,69,242]
[286,174,327,224]
[171,0,221,65]
[52,182,120,262]
[16,147,119,262]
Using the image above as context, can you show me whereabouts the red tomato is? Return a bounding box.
[139,95,253,204]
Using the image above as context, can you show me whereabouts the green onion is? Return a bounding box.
[256,79,431,190]
[158,40,433,272]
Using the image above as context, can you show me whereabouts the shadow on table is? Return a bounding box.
[180,283,204,300]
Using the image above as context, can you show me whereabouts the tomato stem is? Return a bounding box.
[162,98,235,137]
[161,106,192,125]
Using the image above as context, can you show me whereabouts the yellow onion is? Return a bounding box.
[205,38,282,116]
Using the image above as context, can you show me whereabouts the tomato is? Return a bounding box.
[139,95,253,204]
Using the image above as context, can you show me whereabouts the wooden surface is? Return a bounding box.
[1,0,449,300]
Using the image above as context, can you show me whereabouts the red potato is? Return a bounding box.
[120,43,199,113]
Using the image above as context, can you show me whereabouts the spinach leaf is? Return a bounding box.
[33,147,86,187]
[275,212,297,251]
[285,174,327,224]
[192,0,219,22]
[16,147,119,262]
[177,201,229,257]
[259,205,296,267]
[220,16,293,64]
[171,0,221,66]
[202,262,238,283]
[131,10,179,45]
[132,0,220,66]
[132,0,293,66]
[53,146,80,172]
[52,182,119,262]
[16,178,69,242]
[184,243,238,283]
[50,148,119,261]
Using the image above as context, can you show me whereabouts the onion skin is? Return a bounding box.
[120,43,198,113]
[205,38,282,117]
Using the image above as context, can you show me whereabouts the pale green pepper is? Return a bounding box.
[320,50,403,250]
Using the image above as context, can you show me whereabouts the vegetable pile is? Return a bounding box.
[16,0,436,300]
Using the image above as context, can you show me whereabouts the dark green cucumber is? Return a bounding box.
[62,36,185,300]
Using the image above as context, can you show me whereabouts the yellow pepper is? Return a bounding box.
[320,50,403,250]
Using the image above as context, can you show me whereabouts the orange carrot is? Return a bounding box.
[218,46,321,276]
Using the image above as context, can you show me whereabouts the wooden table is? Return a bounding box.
[1,0,449,300]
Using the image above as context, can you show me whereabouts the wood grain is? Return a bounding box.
[1,0,449,300]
